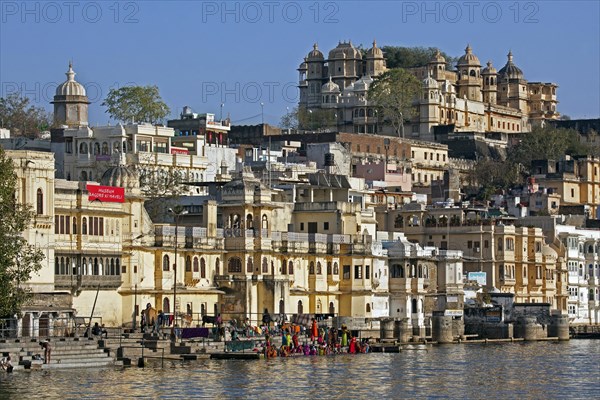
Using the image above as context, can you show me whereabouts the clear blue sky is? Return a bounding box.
[1,1,599,125]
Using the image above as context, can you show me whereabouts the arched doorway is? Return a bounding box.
[297,300,303,314]
[39,313,50,337]
[163,298,170,314]
[329,302,335,315]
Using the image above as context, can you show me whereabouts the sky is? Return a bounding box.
[1,0,599,126]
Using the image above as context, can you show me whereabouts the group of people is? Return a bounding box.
[0,355,13,373]
[263,319,370,358]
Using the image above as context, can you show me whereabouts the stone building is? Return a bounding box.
[298,42,560,141]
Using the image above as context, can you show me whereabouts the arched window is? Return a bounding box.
[412,298,418,313]
[329,302,335,315]
[316,262,322,275]
[82,217,87,235]
[327,262,332,275]
[247,257,254,273]
[200,258,206,278]
[246,213,253,229]
[185,256,191,272]
[282,260,287,275]
[193,257,199,272]
[309,262,315,275]
[262,257,268,273]
[36,189,43,214]
[288,261,294,275]
[297,300,303,314]
[54,257,59,275]
[228,257,241,273]
[72,218,77,234]
[333,262,339,275]
[93,142,100,155]
[163,255,170,271]
[366,303,371,313]
[79,142,88,154]
[262,214,268,230]
[216,258,220,275]
[101,142,109,155]
[93,258,99,275]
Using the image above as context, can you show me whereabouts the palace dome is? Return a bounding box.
[366,40,383,58]
[101,165,140,189]
[498,51,524,80]
[328,41,361,60]
[322,77,340,93]
[307,43,324,61]
[55,62,87,97]
[482,61,497,75]
[457,45,481,67]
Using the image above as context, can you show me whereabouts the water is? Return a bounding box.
[1,341,598,399]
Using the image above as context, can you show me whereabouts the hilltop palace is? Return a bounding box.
[298,41,559,140]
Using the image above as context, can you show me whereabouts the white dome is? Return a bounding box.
[322,77,340,93]
[55,63,86,97]
[423,74,439,89]
[354,75,373,92]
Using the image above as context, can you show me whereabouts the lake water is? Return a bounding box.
[1,341,598,399]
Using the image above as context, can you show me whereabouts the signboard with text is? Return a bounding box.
[171,148,189,155]
[87,184,125,203]
[468,271,487,286]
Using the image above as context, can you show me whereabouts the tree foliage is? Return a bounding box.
[102,86,170,124]
[0,148,44,317]
[139,164,187,220]
[0,92,52,139]
[508,126,590,171]
[279,106,299,130]
[382,46,457,69]
[368,68,421,137]
[469,159,522,200]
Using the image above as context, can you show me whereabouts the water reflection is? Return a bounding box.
[1,341,598,399]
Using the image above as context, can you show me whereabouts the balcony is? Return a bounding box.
[55,274,122,290]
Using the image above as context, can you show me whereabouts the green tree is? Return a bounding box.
[508,126,590,171]
[368,68,421,137]
[0,148,44,317]
[102,85,170,124]
[279,106,299,130]
[0,92,52,139]
[382,46,457,69]
[469,159,522,200]
[298,107,336,131]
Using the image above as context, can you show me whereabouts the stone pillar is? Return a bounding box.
[432,315,454,344]
[548,315,570,340]
[32,313,40,338]
[395,318,412,343]
[515,316,544,341]
[380,318,395,340]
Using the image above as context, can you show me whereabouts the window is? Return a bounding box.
[247,257,254,273]
[365,265,370,279]
[288,261,294,275]
[333,262,339,275]
[36,189,43,215]
[163,255,170,271]
[392,264,405,278]
[327,262,332,275]
[185,256,191,272]
[343,265,351,280]
[82,217,87,235]
[300,222,304,231]
[200,258,206,278]
[316,262,322,274]
[324,222,329,230]
[228,257,242,273]
[262,257,268,273]
[309,262,315,275]
[354,265,362,279]
[193,257,199,272]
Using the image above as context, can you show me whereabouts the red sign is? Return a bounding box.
[171,148,189,155]
[87,184,125,203]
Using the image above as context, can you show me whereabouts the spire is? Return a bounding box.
[507,50,513,63]
[313,43,318,51]
[465,44,472,54]
[66,62,75,82]
[372,39,377,48]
